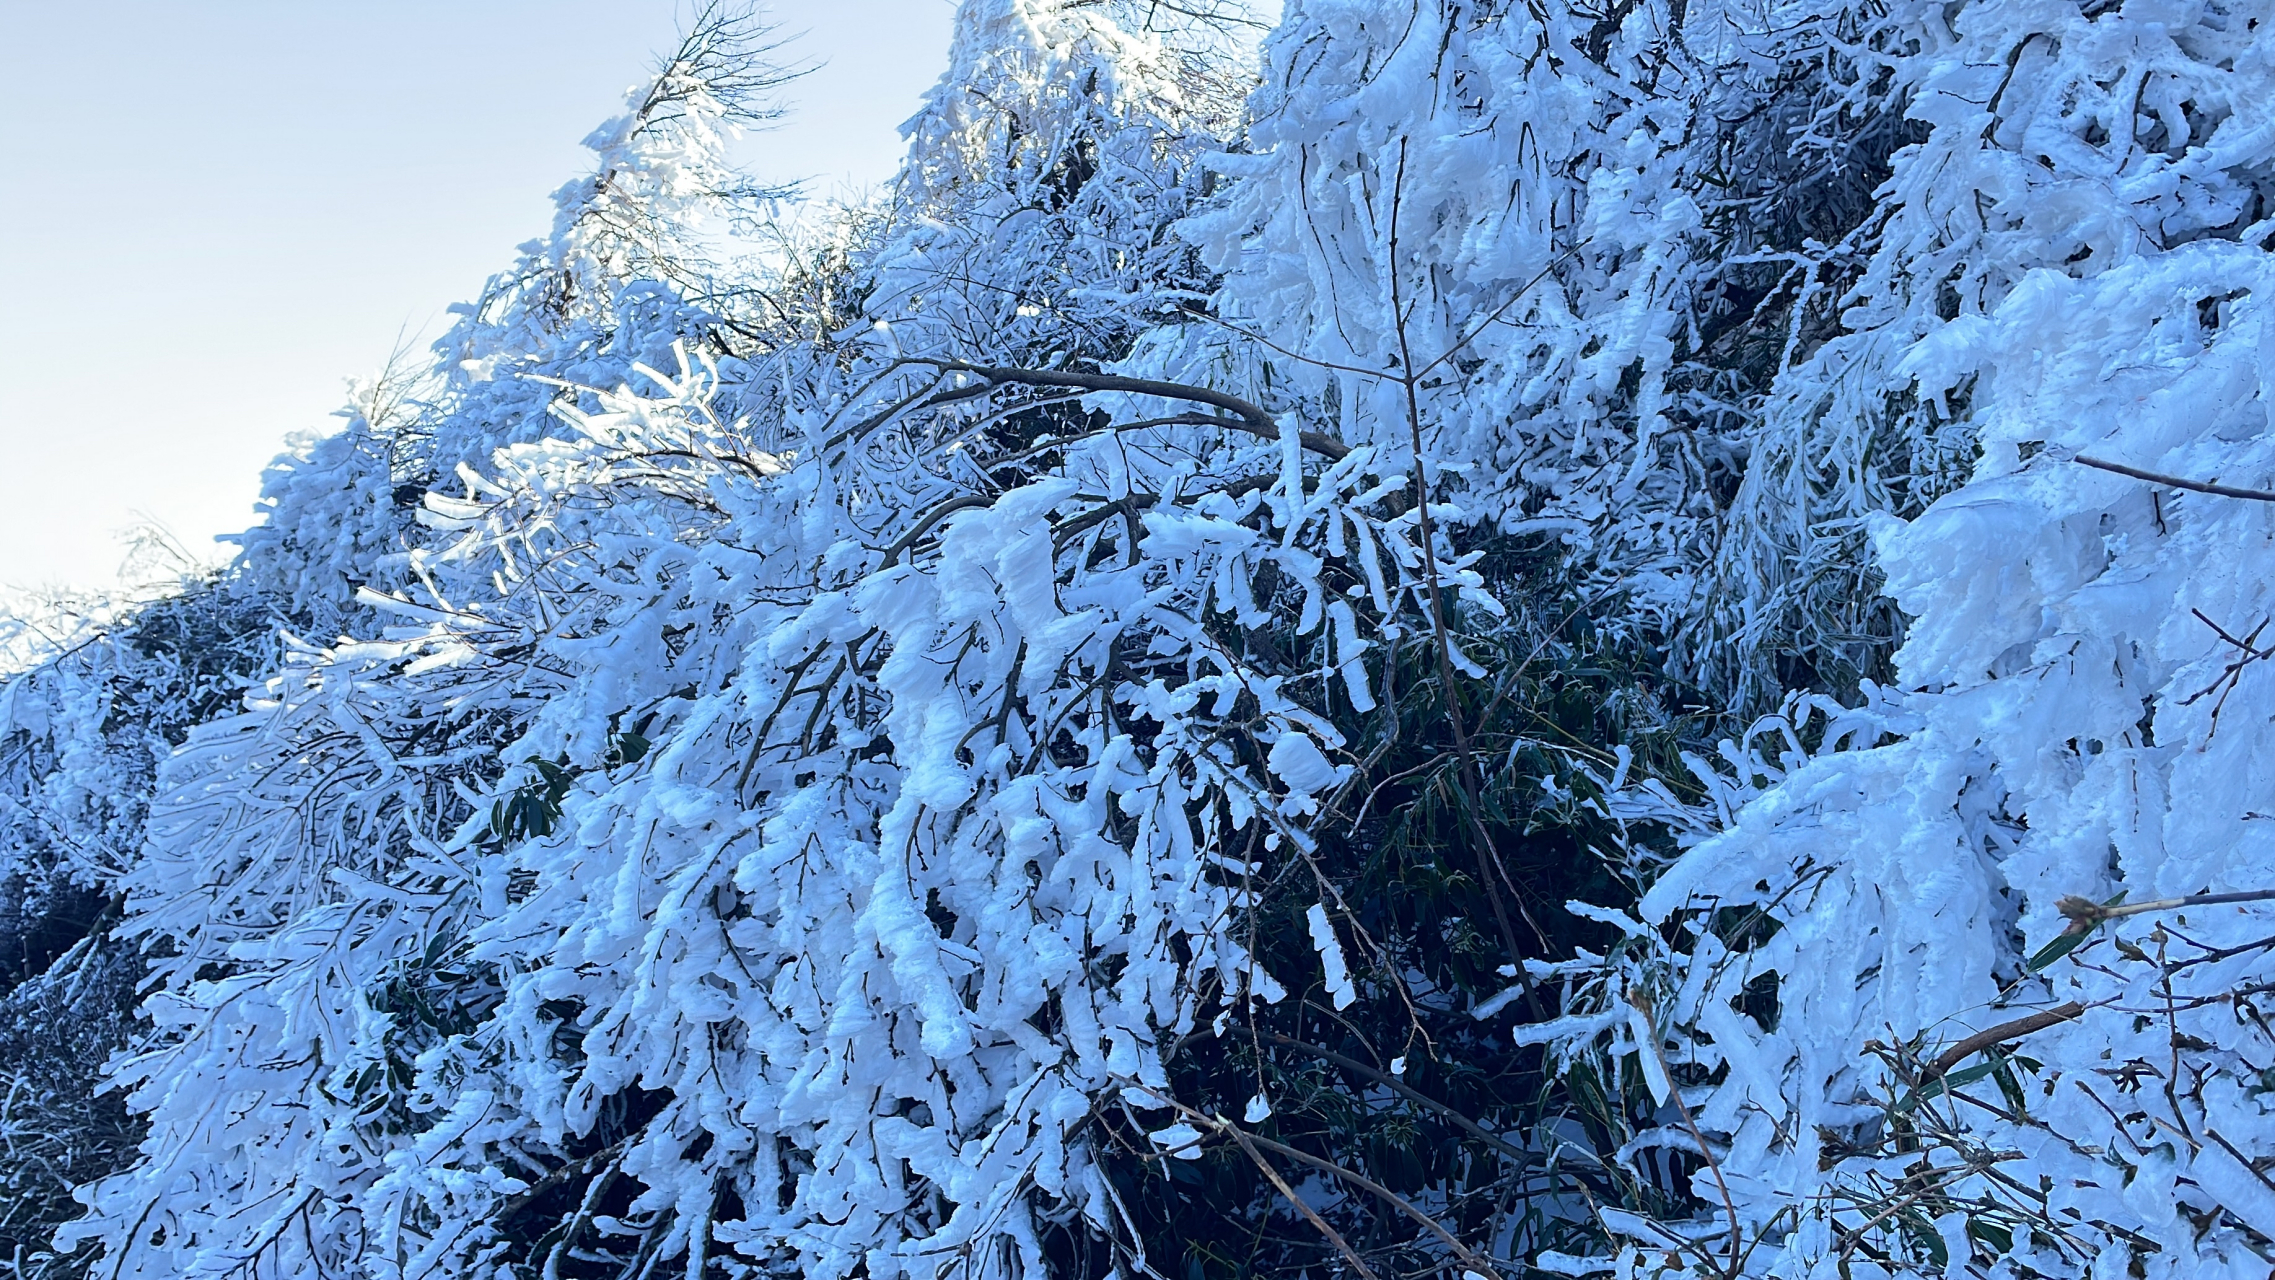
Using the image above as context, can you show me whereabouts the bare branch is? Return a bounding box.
[1219,1123,1384,1280]
[2056,888,2275,929]
[907,359,1352,460]
[1929,1001,2085,1077]
[1256,1031,1545,1172]
[2073,455,2275,503]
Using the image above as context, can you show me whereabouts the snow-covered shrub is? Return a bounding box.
[238,8,789,641]
[0,580,273,1279]
[868,0,1249,368]
[1704,0,2275,705]
[1149,0,1957,713]
[29,3,2275,1280]
[1528,5,2275,1264]
[1588,243,2275,1280]
[76,328,1540,1280]
[62,6,1344,1279]
[1143,3,2275,1275]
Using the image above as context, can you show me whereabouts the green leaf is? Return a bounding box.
[1967,1218,2013,1253]
[2028,891,2129,970]
[2025,928,2091,972]
[1898,1209,1948,1267]
[1895,1060,1999,1114]
[1992,1056,2028,1113]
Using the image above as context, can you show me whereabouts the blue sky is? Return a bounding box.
[0,0,954,596]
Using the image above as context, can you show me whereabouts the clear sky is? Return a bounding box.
[0,0,955,597]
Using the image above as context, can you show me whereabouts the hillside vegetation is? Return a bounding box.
[5,3,2273,1278]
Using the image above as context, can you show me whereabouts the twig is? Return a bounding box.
[2205,1127,2275,1202]
[1413,247,1581,381]
[1831,1157,1998,1262]
[1125,1078,1505,1280]
[1384,137,1542,987]
[1628,989,1742,1278]
[1257,1031,1544,1171]
[540,1150,627,1280]
[1218,1121,1385,1280]
[881,495,994,564]
[2056,888,2275,931]
[1173,304,1391,381]
[497,1138,631,1222]
[2073,455,2275,503]
[1928,1002,2085,1077]
[2165,930,2275,972]
[905,359,1351,460]
[1234,1125,1509,1280]
[2178,611,2271,738]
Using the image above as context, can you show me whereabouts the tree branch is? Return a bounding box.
[2056,887,2275,929]
[1233,1125,1508,1280]
[1219,1122,1384,1280]
[1929,1002,2084,1077]
[909,360,1351,460]
[1257,1031,1543,1171]
[2073,455,2275,503]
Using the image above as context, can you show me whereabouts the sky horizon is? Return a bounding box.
[0,0,955,601]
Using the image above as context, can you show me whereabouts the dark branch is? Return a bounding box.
[2074,455,2275,503]
[1929,1001,2084,1077]
[911,360,1351,460]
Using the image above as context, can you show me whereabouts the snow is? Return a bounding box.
[8,1,2275,1278]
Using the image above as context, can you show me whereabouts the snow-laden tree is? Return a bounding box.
[61,6,1388,1280]
[35,3,2275,1280]
[1527,4,2275,1275]
[1136,0,1941,713]
[864,0,1251,369]
[237,8,789,640]
[0,582,272,1279]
